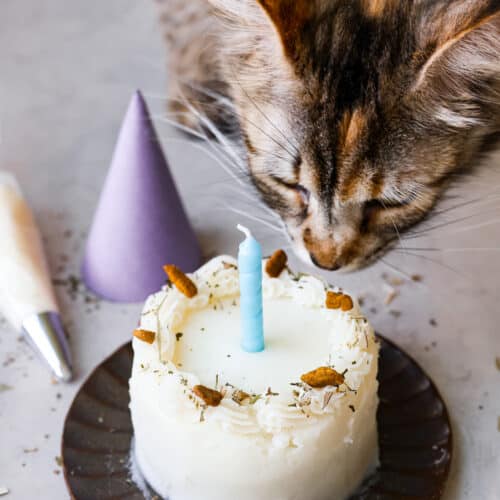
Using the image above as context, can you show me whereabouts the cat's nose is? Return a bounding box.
[303,227,346,270]
[310,254,341,271]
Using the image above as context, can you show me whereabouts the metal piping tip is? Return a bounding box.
[21,311,73,382]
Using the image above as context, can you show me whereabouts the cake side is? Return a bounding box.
[129,255,379,500]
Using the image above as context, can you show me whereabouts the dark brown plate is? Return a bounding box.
[62,336,452,500]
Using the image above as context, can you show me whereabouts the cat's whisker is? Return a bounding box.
[197,189,273,219]
[223,183,283,221]
[185,84,296,161]
[260,238,294,251]
[160,111,240,170]
[157,114,209,142]
[158,103,287,232]
[173,82,253,162]
[446,217,500,236]
[198,173,255,188]
[394,226,406,253]
[185,78,299,160]
[245,144,292,164]
[158,116,246,182]
[221,195,282,225]
[394,246,500,253]
[242,115,296,161]
[157,99,252,187]
[380,258,428,286]
[254,227,293,244]
[380,199,407,255]
[164,91,298,172]
[161,111,281,227]
[229,70,300,156]
[403,206,500,240]
[389,250,473,282]
[163,136,250,189]
[141,92,175,101]
[220,205,284,233]
[202,195,277,223]
[172,88,248,174]
[431,192,500,218]
[180,78,235,109]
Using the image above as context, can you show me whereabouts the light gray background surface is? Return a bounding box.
[0,1,499,498]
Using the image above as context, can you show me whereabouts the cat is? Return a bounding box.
[155,0,500,271]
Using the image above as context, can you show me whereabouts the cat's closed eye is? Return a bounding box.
[295,184,311,206]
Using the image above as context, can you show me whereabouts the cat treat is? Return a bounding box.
[265,249,288,277]
[163,264,198,298]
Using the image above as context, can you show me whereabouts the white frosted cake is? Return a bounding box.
[129,255,379,500]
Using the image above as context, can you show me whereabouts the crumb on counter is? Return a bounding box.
[383,285,398,305]
[388,277,404,287]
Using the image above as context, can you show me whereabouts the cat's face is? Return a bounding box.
[241,92,448,270]
[212,0,499,270]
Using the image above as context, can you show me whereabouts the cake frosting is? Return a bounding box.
[129,255,379,500]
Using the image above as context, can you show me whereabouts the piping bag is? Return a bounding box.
[0,171,73,382]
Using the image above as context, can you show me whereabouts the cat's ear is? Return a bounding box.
[255,0,314,59]
[208,0,314,59]
[413,2,500,127]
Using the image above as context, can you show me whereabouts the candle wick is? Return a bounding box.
[236,224,252,239]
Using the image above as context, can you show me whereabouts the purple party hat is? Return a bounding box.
[82,90,202,302]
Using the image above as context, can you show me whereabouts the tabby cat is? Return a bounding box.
[156,0,500,271]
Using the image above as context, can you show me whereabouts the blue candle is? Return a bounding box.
[237,224,265,353]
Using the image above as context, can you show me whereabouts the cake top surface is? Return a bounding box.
[172,294,333,396]
[132,255,378,434]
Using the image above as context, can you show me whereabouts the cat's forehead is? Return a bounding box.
[296,4,415,104]
[249,2,420,167]
[241,0,493,197]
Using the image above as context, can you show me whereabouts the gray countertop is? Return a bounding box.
[0,1,499,499]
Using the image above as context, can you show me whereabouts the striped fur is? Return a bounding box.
[157,0,500,270]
